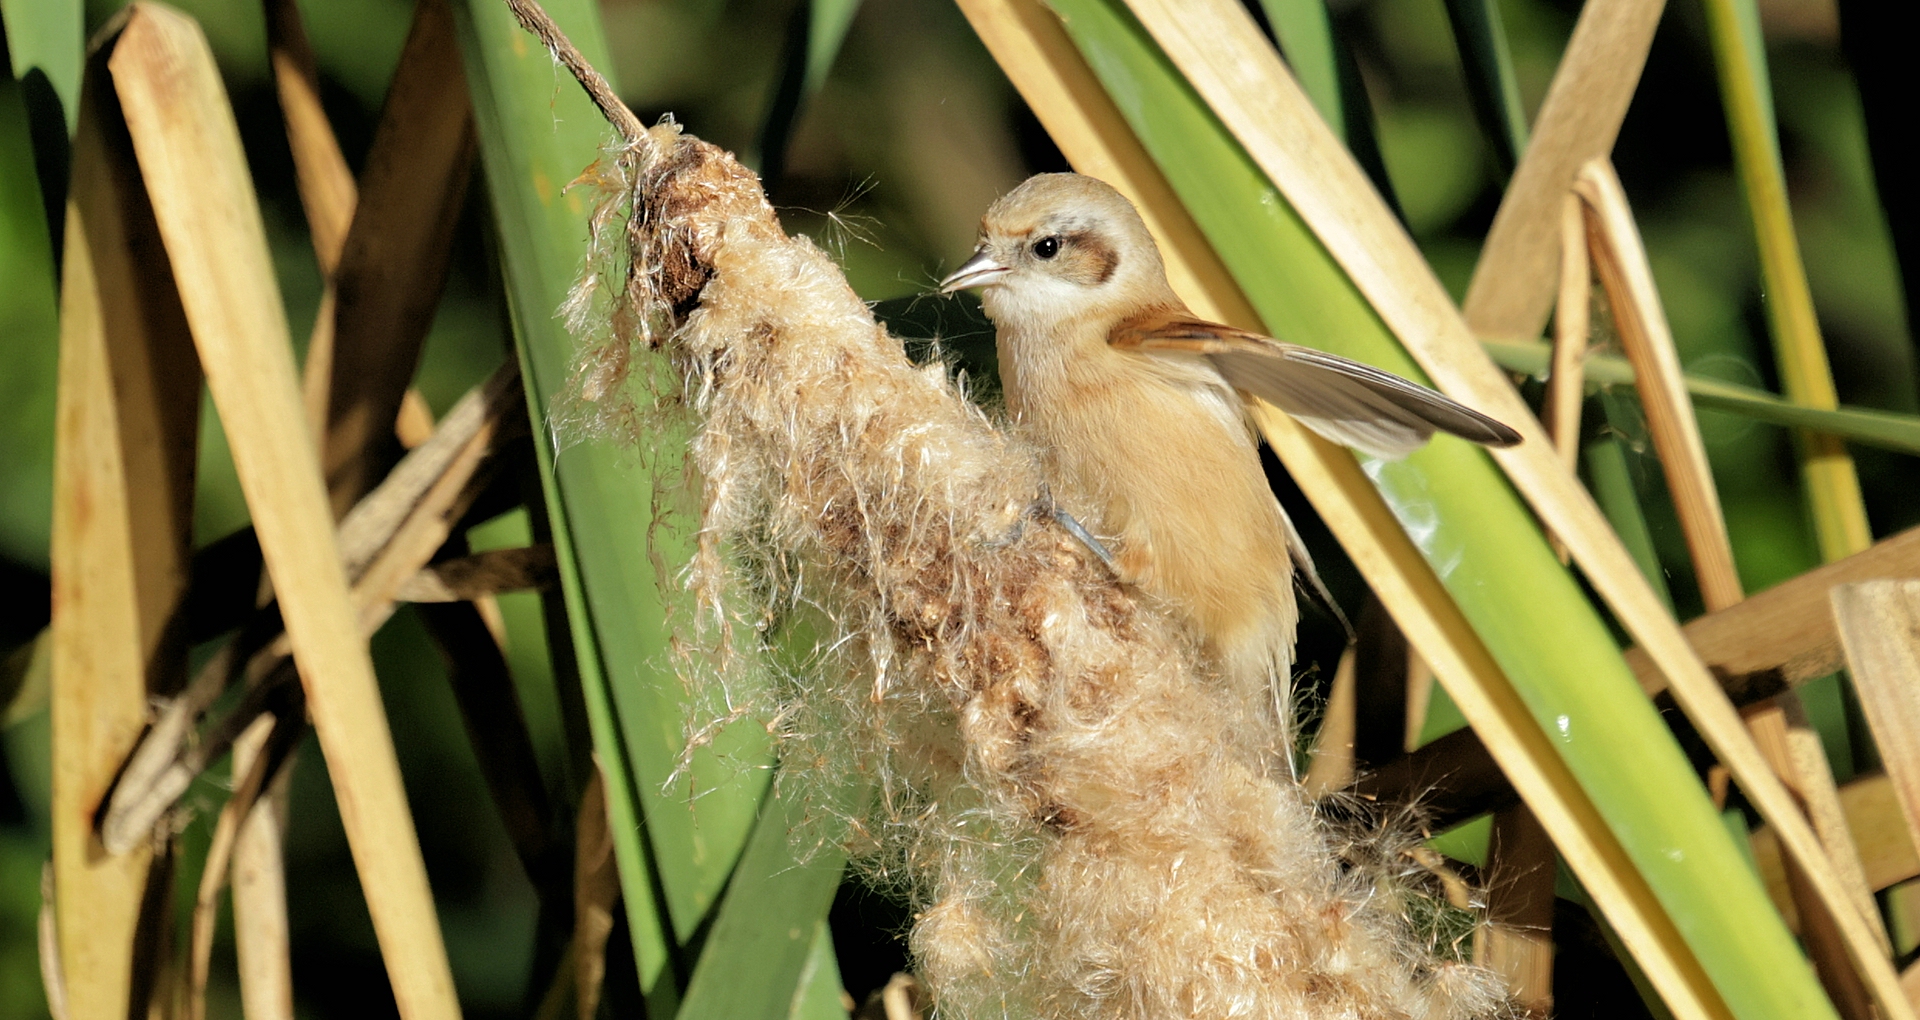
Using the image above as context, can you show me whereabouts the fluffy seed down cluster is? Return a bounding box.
[562,122,1505,1020]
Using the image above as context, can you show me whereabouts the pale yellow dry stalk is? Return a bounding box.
[562,122,1504,1020]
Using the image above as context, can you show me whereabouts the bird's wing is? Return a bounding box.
[1110,309,1522,461]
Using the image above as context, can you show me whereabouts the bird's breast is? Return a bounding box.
[999,338,1297,683]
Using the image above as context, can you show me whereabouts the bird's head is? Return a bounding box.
[939,173,1176,331]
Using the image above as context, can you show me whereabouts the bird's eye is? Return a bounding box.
[1032,236,1061,260]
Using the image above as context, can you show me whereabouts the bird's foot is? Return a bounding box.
[1031,484,1117,573]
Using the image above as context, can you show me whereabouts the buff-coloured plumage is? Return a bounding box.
[943,173,1518,754]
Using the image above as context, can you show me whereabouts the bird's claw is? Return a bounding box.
[1031,483,1117,573]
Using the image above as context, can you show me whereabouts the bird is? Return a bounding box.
[938,172,1520,758]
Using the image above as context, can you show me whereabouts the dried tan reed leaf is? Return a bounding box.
[397,388,438,449]
[1,630,49,726]
[38,862,66,1020]
[187,712,298,1020]
[264,0,354,271]
[101,366,523,847]
[50,20,201,1016]
[1463,0,1666,342]
[1740,696,1883,1017]
[319,0,475,514]
[1833,582,1920,893]
[1576,159,1743,612]
[230,732,297,1020]
[1302,645,1356,797]
[1116,2,1911,1013]
[1751,771,1919,921]
[105,7,460,1017]
[264,0,357,438]
[1544,192,1588,474]
[251,4,360,995]
[1626,525,1920,701]
[573,768,618,1020]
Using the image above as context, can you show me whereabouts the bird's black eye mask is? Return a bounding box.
[1047,228,1119,286]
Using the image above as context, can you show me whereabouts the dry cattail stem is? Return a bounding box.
[500,0,642,144]
[548,108,1502,1016]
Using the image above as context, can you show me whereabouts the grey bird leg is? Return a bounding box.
[1035,484,1117,573]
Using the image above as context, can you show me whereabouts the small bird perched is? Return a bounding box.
[940,173,1520,756]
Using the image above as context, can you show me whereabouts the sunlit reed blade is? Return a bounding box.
[1253,0,1340,131]
[106,7,460,1017]
[1545,192,1588,474]
[1539,191,1589,564]
[675,784,852,1020]
[1249,408,1727,1020]
[1575,159,1743,612]
[1380,526,1920,824]
[263,0,356,439]
[1091,0,1906,1015]
[252,3,346,994]
[1752,771,1920,921]
[186,711,300,1020]
[51,22,201,1015]
[1832,583,1920,919]
[1700,0,1871,564]
[0,0,83,133]
[1463,0,1666,343]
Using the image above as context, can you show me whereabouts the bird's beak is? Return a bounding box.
[939,248,1010,294]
